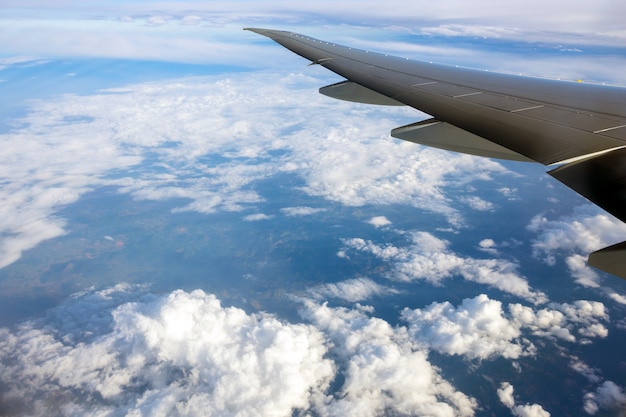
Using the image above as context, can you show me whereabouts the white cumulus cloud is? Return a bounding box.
[0,286,334,416]
[478,238,499,255]
[299,300,477,417]
[0,285,484,417]
[243,213,274,221]
[342,231,547,304]
[368,216,392,227]
[509,300,608,342]
[403,295,530,360]
[402,294,609,360]
[497,382,551,417]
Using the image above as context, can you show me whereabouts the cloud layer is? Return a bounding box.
[402,294,608,360]
[1,5,626,417]
[0,286,477,417]
[3,1,626,58]
[0,72,513,270]
[1,286,617,416]
[341,231,547,303]
[3,1,626,87]
[528,205,626,290]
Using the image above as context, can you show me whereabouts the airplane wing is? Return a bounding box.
[245,28,626,280]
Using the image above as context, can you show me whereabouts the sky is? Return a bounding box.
[1,1,626,416]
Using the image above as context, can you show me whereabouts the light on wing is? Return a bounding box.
[391,119,533,162]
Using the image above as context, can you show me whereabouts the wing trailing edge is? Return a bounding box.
[391,119,533,162]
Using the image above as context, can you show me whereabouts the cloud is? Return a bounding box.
[583,381,626,415]
[342,231,547,303]
[497,382,551,417]
[306,277,398,302]
[460,195,495,211]
[0,287,611,416]
[568,356,601,383]
[243,213,274,221]
[402,294,609,360]
[509,300,608,342]
[498,382,517,408]
[0,56,48,70]
[0,286,335,416]
[607,291,626,306]
[0,71,517,269]
[528,205,626,286]
[402,295,531,360]
[0,285,480,417]
[368,216,392,227]
[146,15,172,27]
[0,103,142,268]
[296,133,508,227]
[528,206,626,257]
[478,238,499,255]
[498,187,519,200]
[299,300,477,417]
[2,3,626,88]
[280,206,326,217]
[181,15,202,26]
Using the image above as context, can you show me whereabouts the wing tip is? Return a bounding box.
[243,27,287,39]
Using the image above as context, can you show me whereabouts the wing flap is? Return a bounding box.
[391,119,533,162]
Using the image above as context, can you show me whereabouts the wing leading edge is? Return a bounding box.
[246,28,626,280]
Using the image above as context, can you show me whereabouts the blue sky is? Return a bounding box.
[2,1,626,71]
[1,1,626,416]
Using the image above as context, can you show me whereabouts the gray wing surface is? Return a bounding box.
[246,28,626,280]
